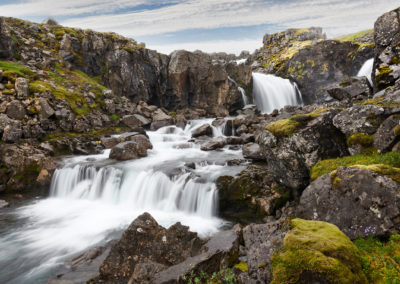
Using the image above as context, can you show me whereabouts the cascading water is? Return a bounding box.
[252,72,303,114]
[357,58,374,85]
[0,118,245,283]
[228,76,250,106]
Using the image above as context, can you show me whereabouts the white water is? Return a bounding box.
[252,72,303,114]
[357,58,374,85]
[228,76,249,106]
[0,119,245,283]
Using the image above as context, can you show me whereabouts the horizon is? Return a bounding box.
[0,0,399,55]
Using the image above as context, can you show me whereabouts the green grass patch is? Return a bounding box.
[355,235,400,283]
[310,152,400,181]
[0,61,35,80]
[335,29,374,42]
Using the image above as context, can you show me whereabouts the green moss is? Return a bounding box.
[43,126,129,142]
[394,125,400,137]
[346,133,373,147]
[271,219,367,284]
[0,61,35,80]
[376,66,393,83]
[108,114,120,121]
[310,152,400,181]
[29,80,52,93]
[335,29,374,42]
[351,164,400,184]
[2,89,15,95]
[355,235,400,283]
[389,57,400,65]
[122,46,137,54]
[234,262,248,272]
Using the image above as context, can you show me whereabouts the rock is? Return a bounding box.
[15,78,29,99]
[242,143,263,160]
[298,167,400,239]
[200,136,226,151]
[240,133,255,143]
[225,136,242,145]
[0,18,16,59]
[326,76,372,101]
[216,164,291,223]
[109,138,152,161]
[153,227,240,283]
[96,213,201,282]
[150,120,171,131]
[270,218,367,283]
[38,98,55,119]
[122,114,150,129]
[236,124,248,135]
[373,115,400,152]
[129,262,167,284]
[0,200,9,208]
[256,109,348,191]
[2,123,22,143]
[242,221,288,282]
[191,123,212,138]
[373,7,400,91]
[333,105,385,137]
[150,109,172,130]
[36,169,51,186]
[126,134,153,150]
[42,18,59,26]
[6,100,26,120]
[100,136,120,149]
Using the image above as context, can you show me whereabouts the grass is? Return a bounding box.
[355,235,400,283]
[310,152,400,181]
[335,29,374,42]
[0,61,35,81]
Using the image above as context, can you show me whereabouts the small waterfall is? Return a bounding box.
[252,72,303,114]
[357,58,374,85]
[228,76,249,106]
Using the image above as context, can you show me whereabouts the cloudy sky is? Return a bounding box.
[0,0,398,55]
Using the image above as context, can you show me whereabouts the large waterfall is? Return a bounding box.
[252,72,303,113]
[357,58,374,84]
[0,119,244,283]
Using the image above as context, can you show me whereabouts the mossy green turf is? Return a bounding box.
[346,133,373,147]
[0,61,35,81]
[355,235,400,283]
[334,29,374,42]
[310,152,400,182]
[271,218,367,284]
[266,107,328,137]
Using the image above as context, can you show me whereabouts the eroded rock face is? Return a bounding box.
[256,109,348,191]
[298,167,400,239]
[165,50,252,116]
[373,7,400,91]
[326,76,372,101]
[0,18,15,59]
[97,213,202,282]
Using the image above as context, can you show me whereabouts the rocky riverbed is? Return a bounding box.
[0,4,400,284]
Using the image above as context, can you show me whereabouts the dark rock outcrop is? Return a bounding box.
[191,123,212,138]
[0,18,15,59]
[326,76,372,101]
[373,114,400,152]
[109,135,152,161]
[298,167,400,239]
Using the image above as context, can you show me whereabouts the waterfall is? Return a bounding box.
[357,58,374,85]
[228,76,249,106]
[252,72,303,114]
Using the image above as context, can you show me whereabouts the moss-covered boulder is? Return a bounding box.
[271,218,368,284]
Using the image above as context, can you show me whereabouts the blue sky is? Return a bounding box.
[0,0,399,55]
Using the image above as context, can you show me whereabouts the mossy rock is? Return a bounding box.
[346,133,373,147]
[271,218,367,284]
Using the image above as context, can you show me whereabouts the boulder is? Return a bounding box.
[270,218,367,283]
[242,221,287,282]
[153,227,240,283]
[96,213,202,282]
[256,109,348,191]
[2,123,22,143]
[242,143,263,160]
[191,123,212,138]
[373,7,400,91]
[0,18,16,59]
[15,77,29,99]
[298,167,400,239]
[373,115,400,152]
[326,76,372,101]
[38,98,55,119]
[6,100,26,120]
[332,105,385,137]
[200,136,226,151]
[100,136,119,149]
[150,109,172,130]
[122,114,150,129]
[216,164,291,223]
[109,137,152,161]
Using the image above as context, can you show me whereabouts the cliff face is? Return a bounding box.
[253,28,375,103]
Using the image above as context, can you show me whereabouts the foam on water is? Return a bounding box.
[357,58,374,85]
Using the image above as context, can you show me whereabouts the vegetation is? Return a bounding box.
[0,61,35,81]
[310,152,400,181]
[346,133,373,147]
[335,29,374,42]
[181,268,237,284]
[355,235,400,283]
[271,218,367,284]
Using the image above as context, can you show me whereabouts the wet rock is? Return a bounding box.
[326,76,372,101]
[256,109,348,191]
[242,221,288,283]
[109,137,152,161]
[240,133,255,143]
[236,124,248,135]
[242,143,263,160]
[6,100,26,120]
[153,227,240,283]
[373,115,400,152]
[332,105,385,137]
[217,164,291,223]
[0,200,9,208]
[122,114,150,129]
[15,77,29,99]
[225,136,243,145]
[298,167,400,239]
[100,136,119,149]
[191,123,212,138]
[96,213,202,282]
[150,109,172,130]
[200,136,226,151]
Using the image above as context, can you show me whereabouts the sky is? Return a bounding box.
[0,0,399,55]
